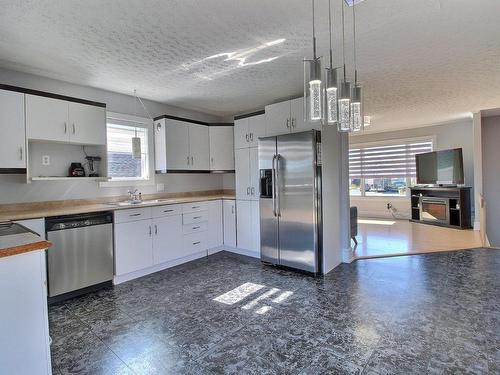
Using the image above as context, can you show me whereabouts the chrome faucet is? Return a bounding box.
[127,189,142,203]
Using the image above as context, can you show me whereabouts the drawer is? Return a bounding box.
[182,221,208,235]
[182,210,208,225]
[152,204,183,218]
[183,232,207,255]
[182,201,209,213]
[114,207,152,223]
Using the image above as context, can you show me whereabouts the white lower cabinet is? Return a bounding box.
[114,219,153,276]
[207,200,223,249]
[223,199,237,247]
[236,200,260,254]
[152,215,183,265]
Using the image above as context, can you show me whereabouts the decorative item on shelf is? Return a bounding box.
[350,0,363,132]
[338,0,352,132]
[85,156,101,177]
[304,0,324,123]
[68,162,85,177]
[324,0,339,125]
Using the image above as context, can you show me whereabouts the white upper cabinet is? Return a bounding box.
[67,102,106,145]
[26,95,69,143]
[234,114,266,149]
[188,123,210,171]
[164,119,190,170]
[156,118,211,171]
[249,147,260,200]
[26,94,106,145]
[265,97,319,136]
[0,89,26,169]
[265,100,291,136]
[209,126,234,171]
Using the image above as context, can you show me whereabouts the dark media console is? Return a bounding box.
[410,186,472,229]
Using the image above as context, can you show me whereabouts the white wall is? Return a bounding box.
[0,68,227,204]
[349,119,474,219]
[481,115,500,247]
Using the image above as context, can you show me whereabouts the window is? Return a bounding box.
[104,113,153,184]
[349,139,433,197]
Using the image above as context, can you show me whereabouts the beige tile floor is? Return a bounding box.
[352,218,483,259]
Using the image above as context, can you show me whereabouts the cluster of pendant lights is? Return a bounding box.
[304,0,364,132]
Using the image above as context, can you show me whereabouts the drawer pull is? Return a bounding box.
[193,216,202,219]
[192,206,200,209]
[192,226,200,230]
[193,241,201,245]
[163,209,174,212]
[129,213,141,217]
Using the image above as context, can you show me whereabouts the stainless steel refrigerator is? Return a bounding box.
[259,130,322,273]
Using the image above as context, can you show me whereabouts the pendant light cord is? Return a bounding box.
[341,0,346,80]
[328,0,333,69]
[353,0,358,84]
[312,0,317,59]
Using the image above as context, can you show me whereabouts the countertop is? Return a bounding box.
[0,223,51,259]
[0,190,235,222]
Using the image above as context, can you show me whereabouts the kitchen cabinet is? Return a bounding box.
[209,126,234,171]
[152,215,183,265]
[235,148,259,200]
[265,97,318,136]
[236,200,260,253]
[114,219,153,275]
[207,200,223,249]
[234,114,266,149]
[0,89,26,169]
[26,94,106,145]
[223,199,236,247]
[157,118,210,171]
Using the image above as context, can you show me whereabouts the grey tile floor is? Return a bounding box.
[49,249,500,375]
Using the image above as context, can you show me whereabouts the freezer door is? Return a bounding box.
[259,136,279,264]
[277,131,318,272]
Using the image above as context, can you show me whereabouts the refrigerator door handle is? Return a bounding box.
[272,154,277,217]
[275,154,281,217]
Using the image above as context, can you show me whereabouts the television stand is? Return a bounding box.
[410,186,472,229]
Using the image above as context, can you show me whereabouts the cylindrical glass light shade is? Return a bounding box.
[324,68,338,125]
[350,85,363,132]
[304,58,323,123]
[338,81,351,132]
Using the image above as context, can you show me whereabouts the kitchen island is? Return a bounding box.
[0,223,52,375]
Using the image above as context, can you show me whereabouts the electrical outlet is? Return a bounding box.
[156,183,165,192]
[387,202,393,210]
[42,155,50,166]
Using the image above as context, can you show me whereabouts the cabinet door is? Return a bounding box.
[189,124,210,170]
[68,102,106,145]
[265,101,291,136]
[223,200,236,247]
[290,97,317,132]
[0,90,26,168]
[249,147,260,200]
[209,126,234,170]
[234,118,249,149]
[207,200,223,249]
[152,215,183,264]
[165,119,190,170]
[251,200,261,253]
[236,200,253,250]
[154,119,167,172]
[114,220,153,275]
[26,94,69,142]
[235,148,250,200]
[248,114,267,147]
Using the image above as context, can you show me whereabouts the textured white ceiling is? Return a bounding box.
[0,0,500,131]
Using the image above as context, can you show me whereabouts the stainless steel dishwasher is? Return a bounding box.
[46,212,113,301]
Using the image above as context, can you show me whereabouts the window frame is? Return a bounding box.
[99,112,155,188]
[349,135,435,199]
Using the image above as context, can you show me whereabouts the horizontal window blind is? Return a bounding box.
[350,140,433,178]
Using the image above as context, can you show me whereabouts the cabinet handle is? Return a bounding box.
[192,226,200,230]
[251,187,255,196]
[163,209,174,213]
[19,147,23,160]
[64,122,67,134]
[247,187,250,195]
[245,133,249,142]
[193,216,202,219]
[291,118,295,128]
[187,156,190,166]
[72,123,76,134]
[193,241,201,245]
[192,206,200,209]
[191,156,194,165]
[211,157,214,166]
[231,205,234,214]
[286,119,290,128]
[250,133,254,142]
[154,224,158,235]
[129,213,141,217]
[149,225,152,237]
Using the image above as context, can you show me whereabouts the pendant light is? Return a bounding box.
[325,0,338,125]
[350,0,363,132]
[304,0,323,123]
[338,0,351,132]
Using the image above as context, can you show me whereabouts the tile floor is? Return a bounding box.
[49,249,499,375]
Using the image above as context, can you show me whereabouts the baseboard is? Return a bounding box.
[113,250,207,285]
[207,246,224,256]
[223,247,260,259]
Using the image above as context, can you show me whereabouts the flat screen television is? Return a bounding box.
[416,148,464,185]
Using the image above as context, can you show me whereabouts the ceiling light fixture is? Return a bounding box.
[325,0,339,125]
[338,0,352,132]
[304,0,323,123]
[350,0,363,132]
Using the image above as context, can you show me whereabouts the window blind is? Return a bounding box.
[349,140,433,179]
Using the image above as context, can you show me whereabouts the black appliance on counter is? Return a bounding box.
[68,162,85,177]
